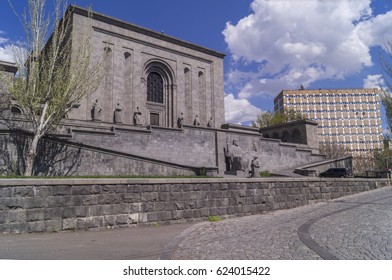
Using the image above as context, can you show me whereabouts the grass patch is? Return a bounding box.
[259,170,272,177]
[207,215,221,222]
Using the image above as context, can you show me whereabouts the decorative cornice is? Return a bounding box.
[70,5,226,59]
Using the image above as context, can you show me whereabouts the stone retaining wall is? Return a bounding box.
[0,178,388,233]
[1,123,328,177]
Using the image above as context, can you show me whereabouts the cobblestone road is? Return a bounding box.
[167,186,392,260]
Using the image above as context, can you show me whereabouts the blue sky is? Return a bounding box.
[1,0,392,127]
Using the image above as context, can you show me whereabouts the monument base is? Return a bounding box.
[224,170,249,178]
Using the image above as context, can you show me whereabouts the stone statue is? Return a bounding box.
[133,107,143,126]
[251,140,259,152]
[207,117,213,127]
[250,156,261,178]
[177,112,184,128]
[224,139,247,171]
[114,102,123,123]
[91,99,102,121]
[194,114,200,126]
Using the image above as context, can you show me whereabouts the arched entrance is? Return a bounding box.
[143,60,176,127]
[292,129,302,144]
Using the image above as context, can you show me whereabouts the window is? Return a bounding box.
[147,72,163,103]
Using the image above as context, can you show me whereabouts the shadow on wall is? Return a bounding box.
[0,131,28,175]
[0,131,82,176]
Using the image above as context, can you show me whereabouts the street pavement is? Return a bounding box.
[0,186,391,260]
[0,223,194,260]
[168,186,392,260]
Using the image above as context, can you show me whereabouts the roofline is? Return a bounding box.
[70,5,226,59]
[0,60,18,74]
[259,119,319,132]
[274,88,381,102]
[280,88,380,93]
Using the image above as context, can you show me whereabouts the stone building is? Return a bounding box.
[0,7,352,177]
[68,6,225,128]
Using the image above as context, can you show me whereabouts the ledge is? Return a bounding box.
[0,177,387,186]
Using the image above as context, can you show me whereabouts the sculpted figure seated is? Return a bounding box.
[177,112,184,128]
[225,139,248,171]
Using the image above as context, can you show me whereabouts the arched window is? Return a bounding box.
[184,67,192,123]
[198,71,206,125]
[11,106,22,114]
[147,72,163,103]
[124,52,131,59]
[282,131,290,142]
[292,129,302,144]
[144,59,175,127]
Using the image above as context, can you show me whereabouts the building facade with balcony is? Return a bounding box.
[274,88,383,155]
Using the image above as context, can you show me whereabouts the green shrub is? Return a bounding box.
[207,215,221,222]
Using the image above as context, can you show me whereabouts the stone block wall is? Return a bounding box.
[72,125,217,168]
[0,178,387,233]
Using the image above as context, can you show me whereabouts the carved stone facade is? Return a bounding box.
[67,6,225,129]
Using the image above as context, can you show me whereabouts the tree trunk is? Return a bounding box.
[24,132,41,176]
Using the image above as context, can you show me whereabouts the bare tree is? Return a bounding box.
[1,0,105,176]
[319,142,350,159]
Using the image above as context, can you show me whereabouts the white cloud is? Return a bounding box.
[224,93,262,124]
[0,31,16,63]
[0,31,8,44]
[356,10,392,49]
[363,74,384,89]
[0,44,16,62]
[223,0,392,98]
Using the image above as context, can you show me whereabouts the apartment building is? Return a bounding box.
[274,88,383,154]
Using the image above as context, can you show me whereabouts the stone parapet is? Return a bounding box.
[0,178,388,233]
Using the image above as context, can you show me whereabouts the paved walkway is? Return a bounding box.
[167,186,392,260]
[0,223,194,260]
[0,186,391,260]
